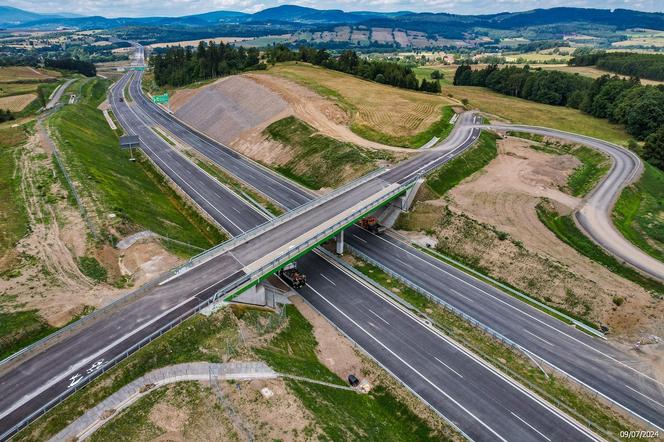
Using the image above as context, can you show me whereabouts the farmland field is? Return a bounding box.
[267,63,456,147]
[0,93,37,112]
[0,66,60,82]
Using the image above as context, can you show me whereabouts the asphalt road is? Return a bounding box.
[110,73,267,236]
[483,124,664,282]
[0,72,594,441]
[45,78,75,110]
[129,71,664,430]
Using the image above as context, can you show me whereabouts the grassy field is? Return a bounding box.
[0,310,57,360]
[49,78,226,251]
[264,116,389,189]
[427,131,498,195]
[537,202,664,297]
[613,163,664,264]
[348,256,633,438]
[421,65,633,146]
[0,66,60,82]
[267,63,456,148]
[0,125,29,265]
[256,305,449,441]
[510,132,611,197]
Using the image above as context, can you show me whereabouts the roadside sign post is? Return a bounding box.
[152,93,170,112]
[119,135,140,162]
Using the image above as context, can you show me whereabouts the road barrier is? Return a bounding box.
[342,246,618,442]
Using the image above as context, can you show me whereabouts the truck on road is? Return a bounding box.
[359,216,386,235]
[279,263,306,289]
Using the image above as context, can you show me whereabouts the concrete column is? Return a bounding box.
[336,231,344,255]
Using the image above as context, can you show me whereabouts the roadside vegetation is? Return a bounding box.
[537,201,664,297]
[49,79,225,252]
[256,305,451,441]
[267,63,456,148]
[15,303,455,441]
[264,116,391,189]
[613,163,664,264]
[427,132,498,195]
[346,254,635,439]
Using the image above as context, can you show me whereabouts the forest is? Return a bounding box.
[454,64,664,170]
[265,45,441,93]
[44,58,96,77]
[149,41,263,87]
[569,51,664,82]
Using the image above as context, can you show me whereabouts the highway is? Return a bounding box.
[0,72,603,441]
[483,124,664,282]
[126,70,664,431]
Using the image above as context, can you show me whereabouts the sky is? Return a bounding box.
[3,0,663,17]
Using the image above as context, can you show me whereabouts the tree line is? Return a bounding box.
[453,64,664,170]
[265,45,441,93]
[44,58,96,77]
[0,109,14,123]
[569,51,664,82]
[150,42,264,87]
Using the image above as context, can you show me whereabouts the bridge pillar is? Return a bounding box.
[335,231,344,255]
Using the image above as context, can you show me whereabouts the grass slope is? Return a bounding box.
[613,163,664,264]
[265,116,387,190]
[537,202,664,297]
[49,80,225,250]
[427,131,498,196]
[257,305,447,441]
[0,125,29,264]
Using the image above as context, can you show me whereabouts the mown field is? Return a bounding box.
[49,78,226,251]
[267,63,456,148]
[417,65,634,146]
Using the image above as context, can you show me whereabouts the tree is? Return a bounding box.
[643,127,664,169]
[431,70,442,80]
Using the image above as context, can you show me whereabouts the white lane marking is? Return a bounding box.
[511,411,551,441]
[524,329,554,347]
[449,287,474,303]
[624,385,664,409]
[320,274,336,286]
[233,207,241,213]
[433,356,463,378]
[306,283,509,442]
[119,92,246,234]
[365,230,664,390]
[351,233,367,243]
[395,257,413,269]
[367,308,390,325]
[0,273,229,420]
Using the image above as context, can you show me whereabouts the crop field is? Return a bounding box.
[0,66,60,82]
[0,93,37,112]
[267,63,456,147]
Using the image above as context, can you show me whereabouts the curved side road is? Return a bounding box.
[481,124,664,282]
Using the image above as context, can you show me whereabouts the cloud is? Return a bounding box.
[2,0,662,17]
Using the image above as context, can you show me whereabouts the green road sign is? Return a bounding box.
[131,66,145,71]
[152,93,168,104]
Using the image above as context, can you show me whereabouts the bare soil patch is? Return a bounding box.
[0,132,182,327]
[401,136,662,338]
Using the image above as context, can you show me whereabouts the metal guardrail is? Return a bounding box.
[211,179,417,302]
[0,166,390,372]
[340,245,619,441]
[0,177,416,441]
[172,166,390,275]
[343,246,618,442]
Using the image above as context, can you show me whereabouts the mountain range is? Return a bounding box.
[1,5,663,35]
